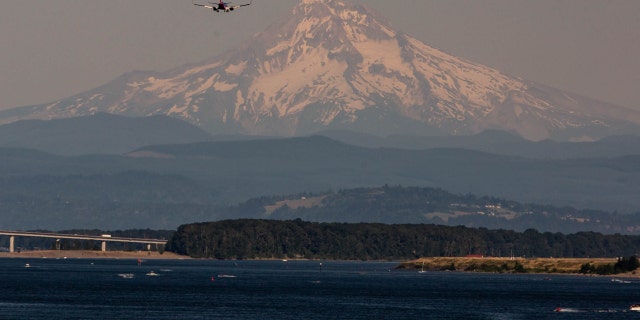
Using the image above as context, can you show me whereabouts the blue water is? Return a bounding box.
[1,258,639,319]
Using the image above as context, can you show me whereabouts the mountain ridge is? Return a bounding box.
[2,136,640,230]
[0,113,213,155]
[2,111,640,159]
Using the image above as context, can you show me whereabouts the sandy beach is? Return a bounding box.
[0,250,190,260]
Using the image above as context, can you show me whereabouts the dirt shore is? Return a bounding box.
[0,250,190,260]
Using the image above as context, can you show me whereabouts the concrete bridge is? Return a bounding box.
[0,230,168,253]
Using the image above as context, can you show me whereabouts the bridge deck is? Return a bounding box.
[0,230,168,253]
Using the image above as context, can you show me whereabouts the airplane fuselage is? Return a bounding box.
[215,2,233,12]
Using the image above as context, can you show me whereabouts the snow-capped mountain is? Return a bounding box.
[3,0,640,141]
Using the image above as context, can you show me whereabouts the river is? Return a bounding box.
[1,259,639,319]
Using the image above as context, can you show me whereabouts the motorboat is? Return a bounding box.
[611,278,631,284]
[146,271,159,276]
[630,304,640,312]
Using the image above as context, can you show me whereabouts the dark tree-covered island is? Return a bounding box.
[166,219,640,261]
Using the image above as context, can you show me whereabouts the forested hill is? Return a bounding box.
[166,219,640,260]
[237,186,640,235]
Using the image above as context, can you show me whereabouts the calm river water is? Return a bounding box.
[1,258,639,319]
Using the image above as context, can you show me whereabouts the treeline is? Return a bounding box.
[166,219,640,260]
[580,256,640,275]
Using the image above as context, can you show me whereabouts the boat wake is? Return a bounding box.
[555,307,632,313]
[554,307,582,313]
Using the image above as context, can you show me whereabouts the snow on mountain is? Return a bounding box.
[2,0,640,141]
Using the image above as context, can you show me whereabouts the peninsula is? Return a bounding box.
[399,257,640,277]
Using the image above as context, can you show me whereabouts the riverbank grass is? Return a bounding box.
[399,257,631,275]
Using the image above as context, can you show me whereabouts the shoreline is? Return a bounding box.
[2,252,637,278]
[399,257,640,278]
[0,250,190,260]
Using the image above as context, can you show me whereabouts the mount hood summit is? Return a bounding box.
[2,0,640,141]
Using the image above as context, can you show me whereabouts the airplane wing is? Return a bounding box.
[193,3,215,9]
[231,0,252,9]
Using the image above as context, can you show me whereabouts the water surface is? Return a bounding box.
[1,259,639,319]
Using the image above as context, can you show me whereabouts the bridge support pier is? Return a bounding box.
[101,241,106,252]
[9,236,14,253]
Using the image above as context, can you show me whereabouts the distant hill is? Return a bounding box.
[319,130,640,159]
[1,136,640,230]
[236,185,640,234]
[0,113,213,155]
[4,112,639,159]
[129,136,640,213]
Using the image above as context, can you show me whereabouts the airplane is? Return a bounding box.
[192,0,252,13]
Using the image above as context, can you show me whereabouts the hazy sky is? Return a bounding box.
[1,0,638,111]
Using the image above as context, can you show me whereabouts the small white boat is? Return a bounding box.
[117,273,135,279]
[24,263,30,268]
[217,274,237,278]
[146,271,159,276]
[630,304,640,312]
[611,278,631,284]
